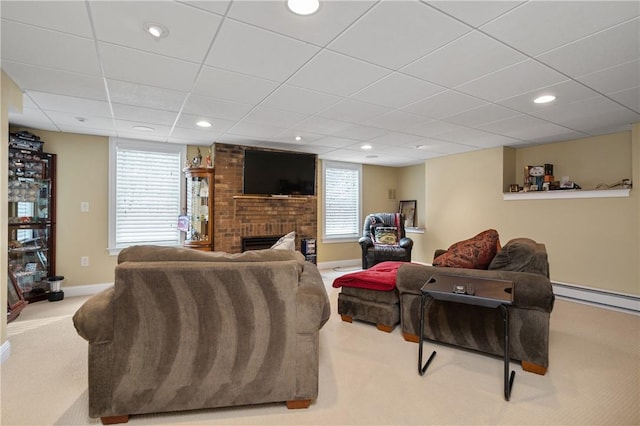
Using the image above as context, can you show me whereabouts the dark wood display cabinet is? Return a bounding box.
[7,143,57,319]
[182,167,214,251]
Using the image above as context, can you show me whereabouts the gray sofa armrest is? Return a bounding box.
[73,286,115,344]
[296,263,331,333]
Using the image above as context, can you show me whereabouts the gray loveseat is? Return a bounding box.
[73,246,330,424]
[396,238,554,375]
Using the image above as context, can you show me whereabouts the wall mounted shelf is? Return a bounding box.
[503,188,631,200]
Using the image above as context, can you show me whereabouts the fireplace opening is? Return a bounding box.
[241,236,281,252]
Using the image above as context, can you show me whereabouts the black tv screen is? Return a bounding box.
[243,149,316,196]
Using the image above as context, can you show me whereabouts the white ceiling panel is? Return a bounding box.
[261,85,342,115]
[90,1,222,63]
[1,0,93,36]
[537,18,640,77]
[402,31,526,88]
[481,1,639,56]
[193,66,279,104]
[206,19,319,82]
[287,50,390,97]
[427,1,525,28]
[226,1,376,47]
[351,73,445,109]
[2,0,638,167]
[1,20,100,76]
[456,60,568,102]
[98,43,201,92]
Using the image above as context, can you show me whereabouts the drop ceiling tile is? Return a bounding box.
[98,43,201,92]
[228,122,288,139]
[362,110,430,133]
[443,103,520,127]
[170,123,233,142]
[1,1,93,36]
[576,60,640,95]
[46,110,115,132]
[456,60,567,102]
[497,80,604,115]
[194,66,279,104]
[174,113,236,133]
[351,73,444,109]
[475,114,579,141]
[368,132,424,146]
[262,85,342,115]
[115,120,172,139]
[28,92,111,117]
[317,98,391,124]
[182,94,253,121]
[8,107,58,131]
[181,1,231,16]
[330,124,390,141]
[435,127,520,148]
[293,116,353,136]
[241,105,308,129]
[313,136,363,148]
[481,1,639,56]
[428,1,525,28]
[111,104,179,126]
[329,1,470,69]
[287,50,390,97]
[537,19,640,77]
[226,0,376,47]
[402,31,526,88]
[107,79,188,111]
[116,130,167,142]
[1,21,100,76]
[206,20,319,82]
[273,129,325,144]
[413,139,476,155]
[402,90,487,119]
[59,125,116,137]
[287,143,336,155]
[90,1,222,63]
[608,87,640,112]
[2,62,108,100]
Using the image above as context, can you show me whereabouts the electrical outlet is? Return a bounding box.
[81,202,90,212]
[80,256,89,267]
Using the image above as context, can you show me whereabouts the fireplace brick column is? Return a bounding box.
[213,143,318,253]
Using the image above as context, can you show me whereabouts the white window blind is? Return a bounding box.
[323,161,361,241]
[109,138,184,253]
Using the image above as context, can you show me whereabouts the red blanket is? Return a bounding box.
[332,261,405,291]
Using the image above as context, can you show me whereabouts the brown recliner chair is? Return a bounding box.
[358,213,413,269]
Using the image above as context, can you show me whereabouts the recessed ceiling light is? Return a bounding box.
[144,23,169,39]
[361,144,373,150]
[287,0,320,15]
[415,144,425,149]
[295,136,302,141]
[133,125,155,132]
[533,95,556,104]
[75,116,87,123]
[196,120,212,128]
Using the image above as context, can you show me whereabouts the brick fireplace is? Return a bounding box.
[212,143,317,253]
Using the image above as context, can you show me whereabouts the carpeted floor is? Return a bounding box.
[2,268,639,425]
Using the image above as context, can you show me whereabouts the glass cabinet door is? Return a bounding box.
[183,168,214,250]
[8,225,52,299]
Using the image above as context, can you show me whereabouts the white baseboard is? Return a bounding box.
[62,283,113,298]
[552,281,640,314]
[317,259,360,271]
[1,339,11,364]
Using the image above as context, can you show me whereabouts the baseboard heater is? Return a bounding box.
[241,236,281,252]
[552,281,640,314]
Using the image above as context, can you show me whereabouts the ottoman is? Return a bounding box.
[332,261,403,332]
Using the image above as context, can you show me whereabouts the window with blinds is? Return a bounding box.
[323,161,361,241]
[109,138,184,253]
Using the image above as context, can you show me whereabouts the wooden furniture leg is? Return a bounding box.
[402,332,420,343]
[376,324,394,332]
[340,315,353,323]
[100,415,129,425]
[286,400,311,409]
[522,360,547,375]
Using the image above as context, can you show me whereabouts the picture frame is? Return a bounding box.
[398,200,417,228]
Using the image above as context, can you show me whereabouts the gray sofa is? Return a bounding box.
[73,246,330,424]
[396,238,554,375]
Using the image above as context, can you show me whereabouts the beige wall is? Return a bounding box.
[425,128,639,296]
[2,72,24,346]
[397,163,428,263]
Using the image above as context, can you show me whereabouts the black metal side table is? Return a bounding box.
[418,272,516,401]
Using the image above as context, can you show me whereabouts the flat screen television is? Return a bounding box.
[243,149,316,196]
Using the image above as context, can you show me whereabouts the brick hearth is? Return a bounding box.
[213,143,317,253]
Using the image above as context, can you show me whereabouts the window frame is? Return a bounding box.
[322,160,362,243]
[108,137,186,255]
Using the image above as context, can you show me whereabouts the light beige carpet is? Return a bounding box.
[2,270,639,426]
